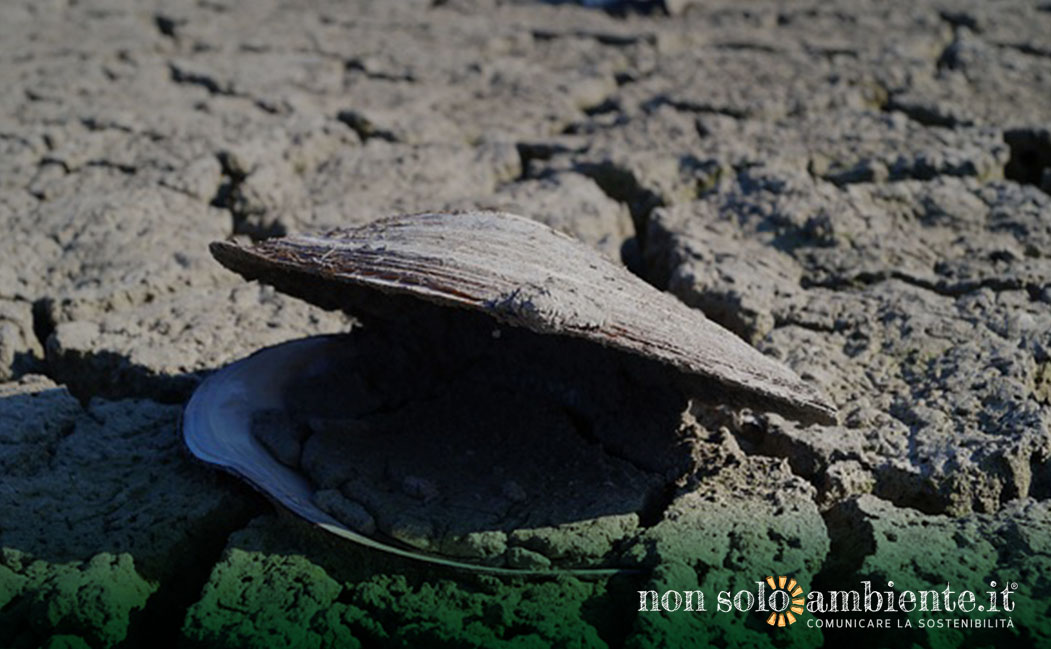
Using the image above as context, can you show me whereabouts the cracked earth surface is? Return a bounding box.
[0,0,1049,647]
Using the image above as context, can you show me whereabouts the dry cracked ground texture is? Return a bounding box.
[0,0,1050,647]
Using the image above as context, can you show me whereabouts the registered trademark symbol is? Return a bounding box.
[979,606,985,611]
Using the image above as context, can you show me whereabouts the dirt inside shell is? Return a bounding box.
[250,306,701,569]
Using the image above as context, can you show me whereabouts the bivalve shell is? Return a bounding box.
[183,210,836,573]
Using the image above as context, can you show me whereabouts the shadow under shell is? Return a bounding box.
[242,307,698,570]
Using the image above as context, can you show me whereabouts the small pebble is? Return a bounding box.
[401,475,440,502]
[502,480,527,503]
[506,546,551,570]
[313,489,376,535]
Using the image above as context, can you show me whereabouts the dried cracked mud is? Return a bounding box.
[0,0,1049,647]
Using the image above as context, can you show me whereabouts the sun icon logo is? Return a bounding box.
[764,576,806,627]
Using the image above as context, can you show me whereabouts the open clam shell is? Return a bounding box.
[183,210,835,573]
[209,210,835,422]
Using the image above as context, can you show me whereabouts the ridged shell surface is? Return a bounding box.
[210,210,835,423]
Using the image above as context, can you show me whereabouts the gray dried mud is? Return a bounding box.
[1,0,1049,647]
